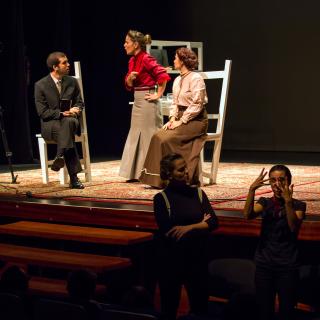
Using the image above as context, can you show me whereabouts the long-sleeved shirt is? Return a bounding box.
[169,71,208,123]
[255,196,306,268]
[125,51,170,91]
[153,181,218,236]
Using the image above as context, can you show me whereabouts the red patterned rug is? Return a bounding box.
[0,160,319,215]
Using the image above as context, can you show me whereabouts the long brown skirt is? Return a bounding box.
[139,109,208,187]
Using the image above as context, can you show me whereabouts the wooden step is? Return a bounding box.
[0,221,153,245]
[0,243,131,273]
[29,277,106,298]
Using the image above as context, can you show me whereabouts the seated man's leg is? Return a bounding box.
[65,144,83,188]
[61,117,84,188]
[52,117,84,188]
[58,117,79,149]
[51,120,65,171]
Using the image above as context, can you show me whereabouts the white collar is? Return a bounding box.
[50,73,62,85]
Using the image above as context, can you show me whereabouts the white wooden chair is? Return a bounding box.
[199,60,232,185]
[36,61,92,185]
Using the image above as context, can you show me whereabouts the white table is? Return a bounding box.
[159,98,173,117]
[129,99,173,117]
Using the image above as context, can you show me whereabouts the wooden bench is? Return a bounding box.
[29,276,106,298]
[0,243,131,273]
[0,221,153,245]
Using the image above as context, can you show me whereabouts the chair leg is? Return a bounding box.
[81,133,92,182]
[59,166,68,185]
[210,139,222,184]
[37,132,92,185]
[199,147,205,186]
[38,137,49,184]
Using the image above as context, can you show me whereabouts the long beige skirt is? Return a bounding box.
[139,109,208,187]
[119,91,163,180]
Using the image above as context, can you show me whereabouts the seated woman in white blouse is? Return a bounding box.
[140,47,208,188]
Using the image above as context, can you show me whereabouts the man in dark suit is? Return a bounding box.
[35,51,84,189]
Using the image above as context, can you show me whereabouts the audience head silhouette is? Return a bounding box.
[0,265,29,294]
[122,285,154,309]
[67,269,97,300]
[223,292,258,320]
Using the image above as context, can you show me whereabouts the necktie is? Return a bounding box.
[57,80,62,94]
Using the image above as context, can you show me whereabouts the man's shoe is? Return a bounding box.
[51,156,65,171]
[70,177,85,189]
[125,179,139,183]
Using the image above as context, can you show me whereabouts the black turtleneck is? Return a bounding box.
[153,181,218,235]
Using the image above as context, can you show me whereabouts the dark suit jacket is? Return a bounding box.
[34,74,85,140]
[150,48,169,67]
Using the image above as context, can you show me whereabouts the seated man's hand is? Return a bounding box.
[62,110,77,117]
[69,106,81,115]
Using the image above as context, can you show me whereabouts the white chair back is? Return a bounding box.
[199,60,232,185]
[73,61,88,135]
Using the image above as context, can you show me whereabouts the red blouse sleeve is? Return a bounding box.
[142,54,171,84]
[124,57,135,91]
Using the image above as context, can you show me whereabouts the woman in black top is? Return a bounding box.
[153,153,218,320]
[243,165,306,320]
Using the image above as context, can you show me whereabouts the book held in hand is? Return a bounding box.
[60,99,72,112]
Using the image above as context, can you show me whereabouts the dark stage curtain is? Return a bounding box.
[0,0,33,164]
[0,0,75,165]
[4,0,317,164]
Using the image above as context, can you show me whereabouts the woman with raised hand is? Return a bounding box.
[243,164,306,320]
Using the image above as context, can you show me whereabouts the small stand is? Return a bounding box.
[0,105,18,183]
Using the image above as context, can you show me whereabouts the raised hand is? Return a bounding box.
[244,168,268,219]
[126,71,138,87]
[278,177,294,202]
[249,168,269,192]
[129,71,138,81]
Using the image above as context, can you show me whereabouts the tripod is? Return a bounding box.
[0,105,18,183]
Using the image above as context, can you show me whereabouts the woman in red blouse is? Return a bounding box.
[119,30,170,181]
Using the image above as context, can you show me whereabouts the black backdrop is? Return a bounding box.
[0,0,319,164]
